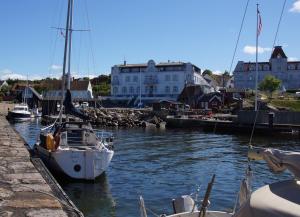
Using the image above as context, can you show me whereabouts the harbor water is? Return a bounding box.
[12,119,298,217]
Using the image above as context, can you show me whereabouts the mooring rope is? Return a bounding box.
[228,0,250,73]
[272,0,287,48]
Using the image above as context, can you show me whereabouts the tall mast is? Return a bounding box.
[67,0,74,90]
[255,4,259,111]
[60,0,72,124]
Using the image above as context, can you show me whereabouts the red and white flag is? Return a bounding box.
[257,9,262,36]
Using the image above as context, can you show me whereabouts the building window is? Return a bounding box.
[136,86,140,94]
[129,86,134,94]
[173,86,178,93]
[113,87,118,95]
[263,65,269,71]
[125,76,130,82]
[113,75,118,81]
[173,74,178,81]
[165,74,170,81]
[165,86,170,93]
[131,68,139,72]
[258,65,262,70]
[145,86,148,93]
[122,68,129,73]
[122,87,127,94]
[133,76,138,82]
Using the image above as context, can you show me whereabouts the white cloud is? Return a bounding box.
[71,72,97,79]
[50,64,63,71]
[290,0,300,13]
[31,75,43,80]
[288,57,299,61]
[212,70,223,75]
[243,45,272,55]
[0,69,26,80]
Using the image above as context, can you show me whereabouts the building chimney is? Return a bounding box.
[124,60,127,66]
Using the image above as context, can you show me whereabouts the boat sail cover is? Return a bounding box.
[63,89,89,120]
[262,148,300,179]
[234,149,300,217]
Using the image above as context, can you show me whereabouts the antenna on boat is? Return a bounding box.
[198,174,215,217]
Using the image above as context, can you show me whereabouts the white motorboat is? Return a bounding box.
[7,103,32,119]
[35,0,114,180]
[36,122,114,180]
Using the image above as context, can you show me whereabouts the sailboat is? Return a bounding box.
[34,0,114,180]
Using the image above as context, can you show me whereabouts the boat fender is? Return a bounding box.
[46,134,56,152]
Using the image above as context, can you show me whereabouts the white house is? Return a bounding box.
[234,46,300,90]
[110,60,212,103]
[0,80,8,91]
[43,80,93,100]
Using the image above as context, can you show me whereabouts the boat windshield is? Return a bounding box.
[60,128,99,147]
[14,107,27,111]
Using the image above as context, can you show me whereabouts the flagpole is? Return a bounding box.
[255,4,259,111]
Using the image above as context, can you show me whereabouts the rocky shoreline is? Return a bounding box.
[42,108,167,128]
[85,108,166,128]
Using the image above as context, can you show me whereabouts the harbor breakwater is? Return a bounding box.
[0,102,82,217]
[43,107,166,128]
[86,108,165,127]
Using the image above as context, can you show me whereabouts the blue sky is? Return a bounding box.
[1,0,300,80]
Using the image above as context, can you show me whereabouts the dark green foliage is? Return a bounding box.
[202,69,212,76]
[92,83,110,96]
[223,71,230,76]
[259,75,281,98]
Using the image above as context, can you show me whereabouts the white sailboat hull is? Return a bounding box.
[36,145,114,180]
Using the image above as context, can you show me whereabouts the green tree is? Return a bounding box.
[0,85,11,95]
[223,71,230,77]
[202,69,212,76]
[259,75,281,98]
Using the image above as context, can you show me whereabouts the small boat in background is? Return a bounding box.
[32,107,42,118]
[7,103,31,119]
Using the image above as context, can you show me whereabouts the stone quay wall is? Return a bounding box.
[0,102,72,217]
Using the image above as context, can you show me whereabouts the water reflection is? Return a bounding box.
[58,175,116,217]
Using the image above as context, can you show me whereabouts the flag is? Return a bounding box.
[60,30,65,38]
[257,9,262,36]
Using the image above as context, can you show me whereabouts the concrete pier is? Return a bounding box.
[0,103,81,216]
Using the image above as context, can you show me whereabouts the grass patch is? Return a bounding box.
[270,99,300,111]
